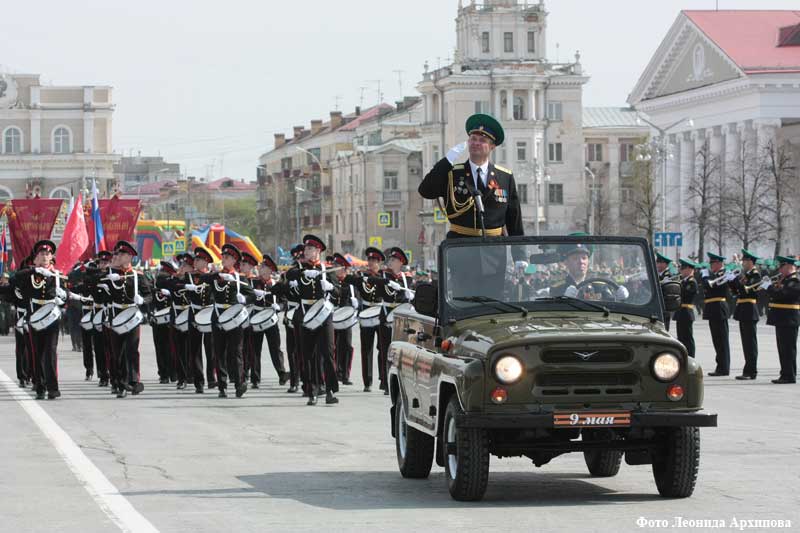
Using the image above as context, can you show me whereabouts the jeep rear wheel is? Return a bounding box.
[583,429,623,477]
[652,426,700,498]
[443,396,489,501]
[395,393,434,478]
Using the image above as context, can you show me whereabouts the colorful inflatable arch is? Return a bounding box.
[135,220,187,261]
[189,224,262,264]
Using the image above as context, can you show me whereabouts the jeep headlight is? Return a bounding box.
[652,353,681,382]
[494,355,523,384]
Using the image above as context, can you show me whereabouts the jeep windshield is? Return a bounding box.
[440,236,661,322]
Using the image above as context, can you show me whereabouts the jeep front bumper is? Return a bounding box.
[455,411,718,429]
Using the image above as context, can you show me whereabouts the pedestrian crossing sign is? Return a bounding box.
[369,236,383,248]
[175,239,185,253]
[162,242,175,256]
[378,212,391,227]
[433,207,446,223]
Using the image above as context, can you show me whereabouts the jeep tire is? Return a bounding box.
[583,429,623,477]
[395,393,434,478]
[652,426,700,498]
[443,396,489,501]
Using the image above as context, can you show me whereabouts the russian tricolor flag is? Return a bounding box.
[92,180,107,252]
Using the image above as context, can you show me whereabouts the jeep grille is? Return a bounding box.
[541,348,632,364]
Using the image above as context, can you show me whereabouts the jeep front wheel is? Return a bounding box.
[652,426,700,498]
[443,396,489,501]
[395,393,434,478]
[583,429,623,477]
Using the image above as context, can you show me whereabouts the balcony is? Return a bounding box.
[382,190,402,204]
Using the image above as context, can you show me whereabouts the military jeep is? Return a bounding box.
[388,236,717,501]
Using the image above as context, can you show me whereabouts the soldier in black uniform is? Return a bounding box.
[252,254,288,387]
[102,241,153,398]
[377,248,413,394]
[281,244,304,393]
[0,255,35,388]
[286,235,338,405]
[674,259,699,358]
[731,249,763,380]
[655,252,673,331]
[330,253,359,385]
[764,255,800,384]
[419,113,523,298]
[151,260,177,384]
[700,252,736,377]
[14,241,67,399]
[90,251,113,387]
[196,243,253,398]
[357,247,386,392]
[188,247,217,389]
[239,251,260,385]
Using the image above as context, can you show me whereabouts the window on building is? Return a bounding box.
[384,171,398,190]
[3,127,21,154]
[432,145,440,165]
[474,100,490,114]
[620,187,634,203]
[547,102,562,121]
[281,157,292,170]
[516,141,527,162]
[481,32,490,53]
[498,145,507,164]
[518,183,528,204]
[587,143,603,162]
[528,31,536,53]
[53,127,70,154]
[504,32,514,52]
[389,210,400,229]
[620,143,635,162]
[368,131,382,146]
[548,142,563,162]
[513,96,525,120]
[548,183,564,205]
[307,147,321,165]
[336,214,340,233]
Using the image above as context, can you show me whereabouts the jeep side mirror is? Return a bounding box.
[413,282,438,317]
[661,280,681,313]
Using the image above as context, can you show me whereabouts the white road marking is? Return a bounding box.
[0,368,159,533]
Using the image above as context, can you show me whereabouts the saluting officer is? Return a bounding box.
[731,249,763,380]
[357,247,386,392]
[655,252,673,331]
[330,253,359,385]
[762,255,800,384]
[700,252,736,377]
[674,259,699,358]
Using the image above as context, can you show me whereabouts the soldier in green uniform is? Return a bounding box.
[674,258,699,358]
[701,252,735,376]
[655,252,674,331]
[730,249,763,380]
[763,255,800,384]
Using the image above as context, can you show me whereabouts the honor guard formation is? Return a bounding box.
[0,112,797,405]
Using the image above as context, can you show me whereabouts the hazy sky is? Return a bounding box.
[3,0,798,180]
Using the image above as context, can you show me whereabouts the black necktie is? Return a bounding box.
[476,167,486,194]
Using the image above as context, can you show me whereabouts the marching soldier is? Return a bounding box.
[90,251,113,387]
[189,247,217,389]
[330,253,359,385]
[102,241,153,398]
[357,247,386,392]
[377,248,414,394]
[252,254,288,387]
[286,234,338,405]
[674,258,699,358]
[655,252,673,331]
[700,252,736,377]
[169,254,195,390]
[0,255,35,388]
[281,244,304,393]
[192,243,253,398]
[763,255,800,384]
[731,249,762,380]
[239,251,260,385]
[152,260,177,384]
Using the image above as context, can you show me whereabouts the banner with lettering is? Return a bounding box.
[4,199,64,267]
[82,196,142,258]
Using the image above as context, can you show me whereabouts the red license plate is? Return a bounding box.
[553,411,631,428]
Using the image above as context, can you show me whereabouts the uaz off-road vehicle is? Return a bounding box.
[387,236,717,501]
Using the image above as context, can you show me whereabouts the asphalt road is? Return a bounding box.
[0,322,798,533]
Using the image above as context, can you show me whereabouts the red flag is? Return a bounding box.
[56,194,89,272]
[7,198,63,267]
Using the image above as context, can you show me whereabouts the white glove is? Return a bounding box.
[759,278,772,290]
[289,280,299,289]
[350,297,359,308]
[615,286,630,300]
[515,261,528,270]
[700,269,710,279]
[54,298,64,306]
[535,287,550,297]
[237,293,246,304]
[160,288,171,296]
[107,272,121,281]
[564,285,579,298]
[56,288,67,300]
[404,289,415,299]
[253,289,266,298]
[82,296,93,304]
[723,271,737,283]
[219,273,234,282]
[388,280,402,291]
[320,279,334,292]
[97,283,109,291]
[35,267,54,277]
[68,292,82,302]
[184,283,197,292]
[134,295,144,305]
[271,303,281,312]
[446,141,467,164]
[303,269,320,279]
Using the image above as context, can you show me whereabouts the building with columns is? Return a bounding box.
[417,0,589,267]
[0,71,118,202]
[628,10,800,258]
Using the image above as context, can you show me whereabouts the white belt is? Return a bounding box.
[113,303,137,309]
[174,304,189,311]
[191,304,208,310]
[32,298,56,305]
[82,305,93,312]
[214,303,233,311]
[384,302,401,309]
[366,302,383,307]
[302,298,320,306]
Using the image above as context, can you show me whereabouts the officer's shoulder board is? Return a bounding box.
[494,164,513,175]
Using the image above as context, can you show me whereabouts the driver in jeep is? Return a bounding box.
[539,241,630,302]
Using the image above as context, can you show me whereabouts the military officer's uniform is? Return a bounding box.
[655,252,673,331]
[730,249,762,379]
[673,259,699,358]
[701,252,732,376]
[766,255,800,384]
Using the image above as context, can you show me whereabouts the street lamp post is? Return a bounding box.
[584,164,596,235]
[295,146,328,243]
[532,161,550,236]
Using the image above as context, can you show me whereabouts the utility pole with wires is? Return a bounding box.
[334,94,343,111]
[392,70,404,99]
[365,80,383,105]
[358,86,367,109]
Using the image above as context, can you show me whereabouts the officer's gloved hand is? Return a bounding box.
[350,297,359,308]
[700,269,710,278]
[535,287,550,298]
[134,295,144,306]
[303,269,320,279]
[387,280,403,291]
[107,272,121,282]
[564,285,579,298]
[160,288,171,296]
[271,303,282,312]
[446,141,468,165]
[219,273,235,282]
[320,279,334,292]
[184,283,198,292]
[289,280,298,289]
[404,289,415,300]
[760,278,772,290]
[615,286,630,300]
[253,289,266,298]
[56,288,67,300]
[55,298,64,306]
[236,293,246,304]
[723,271,737,283]
[35,267,53,277]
